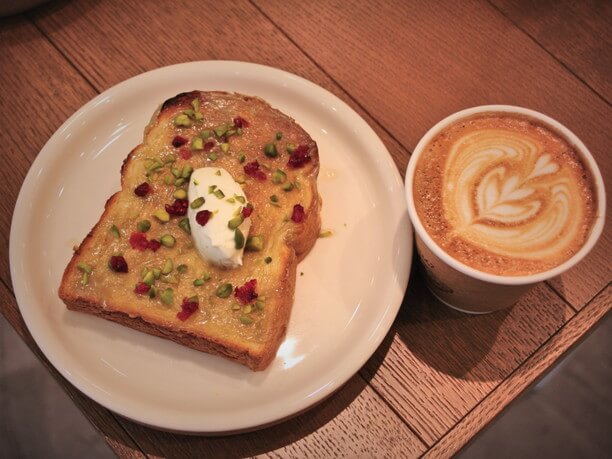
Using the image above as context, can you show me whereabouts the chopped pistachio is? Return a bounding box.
[286,143,296,154]
[208,185,217,193]
[160,288,174,305]
[213,189,225,199]
[137,219,151,232]
[152,268,161,279]
[243,304,252,314]
[153,209,170,223]
[190,197,205,209]
[173,114,191,127]
[174,177,186,186]
[235,195,246,204]
[148,286,157,298]
[194,111,203,122]
[162,274,179,284]
[163,174,174,185]
[178,218,191,235]
[264,143,278,157]
[173,189,187,200]
[177,264,188,274]
[232,303,241,311]
[318,230,334,238]
[200,130,211,139]
[81,272,90,286]
[226,128,237,137]
[228,215,244,230]
[269,195,280,206]
[191,137,204,150]
[236,175,246,184]
[226,197,236,204]
[160,234,176,247]
[207,152,218,161]
[143,270,155,286]
[276,131,283,140]
[220,143,230,153]
[110,224,120,238]
[171,167,181,178]
[234,228,245,249]
[77,262,92,274]
[282,181,294,192]
[191,98,200,112]
[182,109,196,117]
[181,165,194,179]
[254,300,264,311]
[239,315,253,325]
[161,258,173,275]
[264,256,272,264]
[246,235,263,251]
[202,272,211,281]
[164,155,176,164]
[238,151,246,163]
[272,169,287,184]
[213,125,228,137]
[193,278,205,286]
[216,283,233,298]
[213,169,220,176]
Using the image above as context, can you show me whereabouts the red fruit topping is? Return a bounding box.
[165,198,188,216]
[241,205,253,218]
[291,204,305,223]
[233,116,249,128]
[179,147,192,160]
[147,239,161,252]
[129,232,150,251]
[234,279,258,304]
[134,182,151,197]
[288,145,312,169]
[196,210,212,226]
[177,297,199,321]
[134,282,151,294]
[171,135,187,147]
[244,161,267,181]
[204,141,215,151]
[109,255,128,273]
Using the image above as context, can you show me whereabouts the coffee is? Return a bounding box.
[413,112,598,276]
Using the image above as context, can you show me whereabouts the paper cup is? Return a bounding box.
[405,105,606,314]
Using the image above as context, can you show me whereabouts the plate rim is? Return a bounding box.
[9,60,412,433]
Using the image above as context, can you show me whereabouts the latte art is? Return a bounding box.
[414,113,597,276]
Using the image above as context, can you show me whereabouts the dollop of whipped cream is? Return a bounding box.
[188,167,251,268]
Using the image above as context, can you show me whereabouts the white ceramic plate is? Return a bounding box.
[10,61,412,433]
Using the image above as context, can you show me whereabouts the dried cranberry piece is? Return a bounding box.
[147,239,161,252]
[165,198,188,216]
[291,204,305,223]
[233,116,249,128]
[179,148,192,160]
[288,145,312,169]
[171,135,187,147]
[203,141,215,151]
[134,282,151,294]
[129,232,150,251]
[234,279,258,304]
[109,255,128,273]
[241,205,253,218]
[244,161,267,181]
[177,297,199,321]
[134,182,151,197]
[196,210,212,226]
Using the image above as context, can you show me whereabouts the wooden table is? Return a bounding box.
[1,0,610,457]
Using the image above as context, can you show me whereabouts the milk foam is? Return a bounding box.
[414,114,597,275]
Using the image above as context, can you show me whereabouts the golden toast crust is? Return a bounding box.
[59,91,321,371]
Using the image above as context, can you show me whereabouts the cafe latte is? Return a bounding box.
[413,112,598,276]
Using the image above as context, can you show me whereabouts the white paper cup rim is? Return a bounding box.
[405,105,606,286]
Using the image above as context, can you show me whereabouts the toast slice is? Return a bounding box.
[59,91,321,371]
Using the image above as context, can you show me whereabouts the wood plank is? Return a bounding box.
[359,265,575,445]
[112,374,425,458]
[0,15,97,288]
[0,282,145,458]
[490,0,612,101]
[425,285,611,458]
[29,0,410,174]
[254,0,612,310]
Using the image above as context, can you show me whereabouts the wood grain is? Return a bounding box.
[490,0,612,101]
[425,285,611,458]
[0,282,145,458]
[360,264,575,445]
[254,0,612,310]
[29,0,410,175]
[0,15,97,288]
[111,375,425,458]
